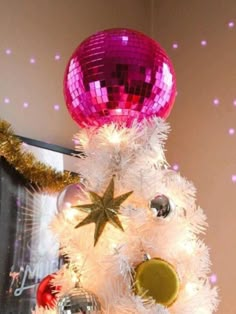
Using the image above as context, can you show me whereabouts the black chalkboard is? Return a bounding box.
[0,158,63,314]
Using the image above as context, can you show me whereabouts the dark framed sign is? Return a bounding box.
[0,139,79,313]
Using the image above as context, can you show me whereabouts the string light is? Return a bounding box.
[71,272,79,283]
[185,282,198,297]
[63,206,79,223]
[197,309,210,314]
[108,132,122,144]
[181,240,196,255]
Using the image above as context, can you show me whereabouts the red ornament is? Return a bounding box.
[36,274,60,309]
[64,28,176,128]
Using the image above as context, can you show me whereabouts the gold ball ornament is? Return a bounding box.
[134,257,180,307]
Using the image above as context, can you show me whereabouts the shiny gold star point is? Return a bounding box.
[73,177,133,246]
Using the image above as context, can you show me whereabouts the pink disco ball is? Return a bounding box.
[64,28,176,128]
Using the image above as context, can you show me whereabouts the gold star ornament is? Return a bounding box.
[73,177,133,246]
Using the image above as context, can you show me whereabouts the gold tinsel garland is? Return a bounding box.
[0,119,80,193]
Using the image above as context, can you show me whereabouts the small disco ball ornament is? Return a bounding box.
[149,194,175,219]
[57,286,102,314]
[36,273,60,309]
[64,28,176,128]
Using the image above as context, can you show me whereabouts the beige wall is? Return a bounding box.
[152,1,236,313]
[0,0,151,146]
[0,0,234,312]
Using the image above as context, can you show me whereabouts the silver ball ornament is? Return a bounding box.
[57,287,102,314]
[149,194,175,219]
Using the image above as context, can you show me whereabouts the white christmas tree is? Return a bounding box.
[34,119,218,314]
[33,28,219,314]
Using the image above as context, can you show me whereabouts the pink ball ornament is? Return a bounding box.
[56,183,88,213]
[64,28,176,128]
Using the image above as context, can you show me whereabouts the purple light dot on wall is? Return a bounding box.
[172,164,179,171]
[233,99,236,106]
[23,102,29,108]
[231,174,236,182]
[72,138,80,145]
[16,198,21,207]
[228,21,234,28]
[54,104,60,111]
[213,98,220,106]
[228,128,235,135]
[172,42,178,49]
[4,97,10,104]
[30,58,36,64]
[54,54,61,61]
[201,40,207,46]
[5,49,12,55]
[210,273,217,284]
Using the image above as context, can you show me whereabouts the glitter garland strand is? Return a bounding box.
[0,119,80,193]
